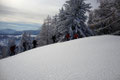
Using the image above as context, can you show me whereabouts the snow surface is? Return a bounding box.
[0,35,120,80]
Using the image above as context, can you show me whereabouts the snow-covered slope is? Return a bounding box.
[0,35,120,80]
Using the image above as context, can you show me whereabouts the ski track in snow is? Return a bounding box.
[0,35,120,80]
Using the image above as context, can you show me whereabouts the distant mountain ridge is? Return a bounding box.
[0,29,40,35]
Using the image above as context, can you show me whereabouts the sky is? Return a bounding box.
[0,0,99,31]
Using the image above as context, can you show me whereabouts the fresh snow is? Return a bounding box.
[0,35,120,80]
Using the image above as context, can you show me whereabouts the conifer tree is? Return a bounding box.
[37,16,53,46]
[19,32,32,52]
[57,0,94,41]
[88,0,120,35]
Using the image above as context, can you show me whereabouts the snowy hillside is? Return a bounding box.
[0,35,120,80]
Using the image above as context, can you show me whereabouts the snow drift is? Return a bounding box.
[0,35,120,80]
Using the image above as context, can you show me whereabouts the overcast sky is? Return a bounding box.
[0,0,99,31]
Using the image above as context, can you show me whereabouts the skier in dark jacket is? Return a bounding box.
[10,45,16,56]
[32,40,37,48]
[23,42,27,51]
[52,35,56,43]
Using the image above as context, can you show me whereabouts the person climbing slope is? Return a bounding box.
[10,45,16,56]
[32,40,37,48]
[74,33,79,39]
[66,33,70,41]
[23,42,27,51]
[52,35,56,43]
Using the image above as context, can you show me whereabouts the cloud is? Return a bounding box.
[0,4,47,24]
[85,0,99,10]
[0,0,99,30]
[0,5,17,15]
[0,0,66,24]
[0,0,66,31]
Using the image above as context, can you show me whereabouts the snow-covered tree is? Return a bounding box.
[50,15,60,42]
[37,16,53,46]
[56,0,94,41]
[2,46,8,58]
[88,0,120,35]
[36,0,94,46]
[18,32,32,52]
[55,7,68,41]
[51,15,59,35]
[0,39,14,58]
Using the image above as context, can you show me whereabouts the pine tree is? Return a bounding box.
[57,0,94,41]
[50,15,60,42]
[88,0,120,35]
[2,46,8,58]
[37,16,53,46]
[18,32,32,52]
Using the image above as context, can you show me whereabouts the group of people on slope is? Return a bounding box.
[10,40,38,56]
[65,33,79,40]
[10,33,79,56]
[52,33,79,42]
